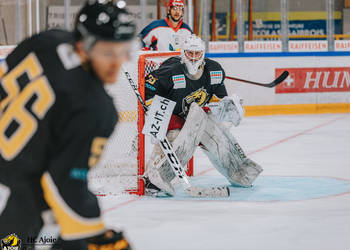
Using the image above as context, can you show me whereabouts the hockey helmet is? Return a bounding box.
[168,0,185,8]
[74,0,136,51]
[181,34,205,75]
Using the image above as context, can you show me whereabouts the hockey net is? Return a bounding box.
[88,51,193,196]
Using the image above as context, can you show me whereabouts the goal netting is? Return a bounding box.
[88,51,193,196]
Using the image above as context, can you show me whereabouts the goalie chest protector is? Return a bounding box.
[145,56,228,117]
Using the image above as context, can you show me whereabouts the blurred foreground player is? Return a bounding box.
[0,1,135,249]
[144,35,263,195]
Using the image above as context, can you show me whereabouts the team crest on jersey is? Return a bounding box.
[1,233,21,250]
[182,87,209,115]
[210,71,223,84]
[172,74,186,89]
[146,74,158,85]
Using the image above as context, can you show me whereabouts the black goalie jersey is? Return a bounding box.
[145,56,228,118]
[0,30,117,240]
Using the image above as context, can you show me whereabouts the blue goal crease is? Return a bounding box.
[156,176,350,201]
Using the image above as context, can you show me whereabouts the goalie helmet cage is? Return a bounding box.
[89,51,193,196]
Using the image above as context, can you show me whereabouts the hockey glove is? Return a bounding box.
[87,230,131,250]
[207,94,245,126]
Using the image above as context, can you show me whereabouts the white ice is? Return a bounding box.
[98,113,350,250]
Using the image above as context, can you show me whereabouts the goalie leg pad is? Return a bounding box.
[145,103,208,195]
[200,114,263,187]
[145,146,175,195]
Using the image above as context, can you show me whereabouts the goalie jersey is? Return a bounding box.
[145,56,228,117]
[0,30,117,239]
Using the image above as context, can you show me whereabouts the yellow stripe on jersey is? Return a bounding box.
[41,172,106,240]
[244,103,350,116]
[209,94,222,103]
[249,11,342,21]
[146,99,153,106]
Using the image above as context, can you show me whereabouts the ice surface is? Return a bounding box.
[97,113,350,250]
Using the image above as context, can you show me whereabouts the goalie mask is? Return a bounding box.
[181,35,205,76]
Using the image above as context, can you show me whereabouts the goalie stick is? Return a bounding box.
[225,70,289,88]
[122,67,230,198]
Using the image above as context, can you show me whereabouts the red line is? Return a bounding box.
[102,197,142,214]
[197,115,348,176]
[247,115,346,155]
[102,115,349,211]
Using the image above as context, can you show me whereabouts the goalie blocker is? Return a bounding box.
[145,101,263,195]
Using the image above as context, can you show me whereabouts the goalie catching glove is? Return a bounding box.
[208,94,245,126]
[87,230,131,250]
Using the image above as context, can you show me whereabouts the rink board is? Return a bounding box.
[207,51,350,115]
[1,47,350,115]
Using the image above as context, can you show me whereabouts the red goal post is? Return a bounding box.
[89,51,193,196]
[139,51,194,178]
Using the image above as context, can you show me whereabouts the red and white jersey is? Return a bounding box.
[140,18,192,51]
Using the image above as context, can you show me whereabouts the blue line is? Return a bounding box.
[206,51,350,58]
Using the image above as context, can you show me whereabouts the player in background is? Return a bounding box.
[143,34,263,195]
[140,0,192,51]
[0,1,135,249]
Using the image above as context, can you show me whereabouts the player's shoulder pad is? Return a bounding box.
[180,22,193,33]
[204,58,226,84]
[204,58,225,71]
[140,19,169,38]
[157,56,183,78]
[149,58,183,87]
[5,29,74,70]
[159,56,182,68]
[27,30,73,52]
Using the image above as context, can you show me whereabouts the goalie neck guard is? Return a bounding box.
[181,35,205,76]
[74,0,136,51]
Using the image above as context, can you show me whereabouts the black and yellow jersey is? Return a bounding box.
[145,56,228,118]
[0,30,117,239]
